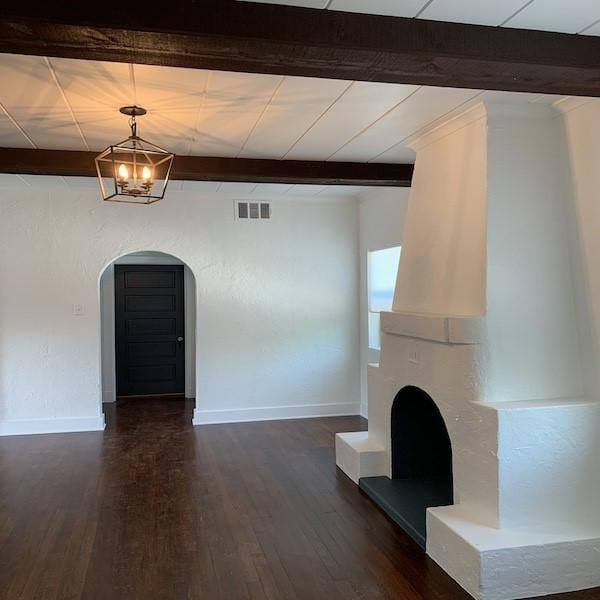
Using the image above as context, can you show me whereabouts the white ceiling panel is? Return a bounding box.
[132,64,209,109]
[218,182,259,194]
[504,0,600,33]
[581,20,600,35]
[0,55,86,150]
[331,86,480,162]
[191,110,276,156]
[284,81,418,160]
[181,181,222,193]
[253,183,296,194]
[132,64,210,155]
[376,145,417,163]
[190,71,284,156]
[165,180,184,192]
[19,175,68,188]
[286,184,328,196]
[481,90,561,104]
[201,71,283,111]
[238,77,350,158]
[0,174,28,188]
[317,185,367,197]
[328,0,428,17]
[0,109,35,148]
[419,0,528,26]
[50,58,132,151]
[65,176,98,189]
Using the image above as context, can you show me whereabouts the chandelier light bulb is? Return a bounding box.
[142,166,152,182]
[118,163,129,180]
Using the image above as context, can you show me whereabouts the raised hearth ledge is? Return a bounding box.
[335,431,385,484]
[380,311,484,344]
[428,503,600,600]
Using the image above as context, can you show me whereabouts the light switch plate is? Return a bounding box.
[408,346,421,364]
[72,303,84,316]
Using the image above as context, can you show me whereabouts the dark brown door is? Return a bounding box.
[115,265,185,397]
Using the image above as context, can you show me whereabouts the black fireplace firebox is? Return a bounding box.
[359,386,454,548]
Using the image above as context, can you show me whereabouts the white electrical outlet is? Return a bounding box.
[72,303,84,316]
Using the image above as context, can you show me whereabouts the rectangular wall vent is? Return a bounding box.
[235,201,271,220]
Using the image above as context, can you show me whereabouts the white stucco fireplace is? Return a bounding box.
[336,101,600,600]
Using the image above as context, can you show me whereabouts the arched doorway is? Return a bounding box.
[360,386,453,548]
[99,251,196,407]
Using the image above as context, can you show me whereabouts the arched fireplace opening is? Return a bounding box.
[391,386,453,490]
[359,386,453,548]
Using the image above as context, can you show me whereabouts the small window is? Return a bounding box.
[235,201,271,220]
[367,246,401,350]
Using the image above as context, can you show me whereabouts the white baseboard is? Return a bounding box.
[193,402,360,425]
[0,415,106,437]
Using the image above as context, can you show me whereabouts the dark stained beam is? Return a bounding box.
[2,1,600,96]
[0,148,413,187]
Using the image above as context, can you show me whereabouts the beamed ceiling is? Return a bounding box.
[0,1,599,196]
[0,55,568,167]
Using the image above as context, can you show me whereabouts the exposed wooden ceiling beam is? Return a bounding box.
[0,148,413,187]
[2,1,600,96]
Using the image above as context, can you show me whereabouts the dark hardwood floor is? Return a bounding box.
[0,398,598,600]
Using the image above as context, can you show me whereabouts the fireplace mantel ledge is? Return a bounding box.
[380,311,483,344]
[475,397,600,411]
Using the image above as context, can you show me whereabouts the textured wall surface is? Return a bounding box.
[562,98,600,402]
[0,190,360,430]
[393,113,487,317]
[484,104,583,404]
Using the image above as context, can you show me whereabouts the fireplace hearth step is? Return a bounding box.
[359,476,453,548]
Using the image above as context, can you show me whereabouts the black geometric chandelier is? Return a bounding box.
[95,106,175,204]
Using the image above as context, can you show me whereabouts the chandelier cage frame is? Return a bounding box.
[95,106,175,204]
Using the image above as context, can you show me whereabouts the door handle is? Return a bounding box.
[177,337,184,343]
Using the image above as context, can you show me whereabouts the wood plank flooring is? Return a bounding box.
[0,398,597,600]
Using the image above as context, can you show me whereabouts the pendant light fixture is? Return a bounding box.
[95,106,175,204]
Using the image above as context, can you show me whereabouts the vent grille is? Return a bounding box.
[236,201,271,220]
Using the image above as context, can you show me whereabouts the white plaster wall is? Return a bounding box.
[561,98,600,402]
[393,115,487,317]
[484,104,583,404]
[0,189,360,430]
[358,188,409,416]
[392,104,583,404]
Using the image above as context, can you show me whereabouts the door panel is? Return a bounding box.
[115,265,185,397]
[126,318,176,335]
[125,270,175,288]
[125,295,176,312]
